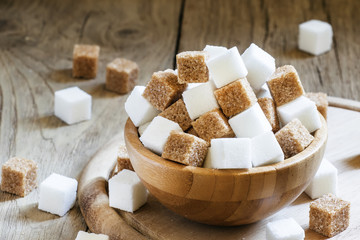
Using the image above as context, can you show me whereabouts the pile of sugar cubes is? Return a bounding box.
[125,43,325,169]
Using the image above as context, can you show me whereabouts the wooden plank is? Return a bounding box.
[178,0,360,101]
[0,0,182,239]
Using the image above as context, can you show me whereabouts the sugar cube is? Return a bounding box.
[54,86,92,125]
[73,44,100,79]
[298,20,333,55]
[267,65,305,106]
[305,158,337,199]
[186,127,198,137]
[305,92,328,120]
[125,86,160,127]
[176,51,209,83]
[275,119,314,159]
[1,157,37,197]
[105,58,138,94]
[203,45,228,60]
[204,138,252,169]
[214,78,257,117]
[277,96,322,133]
[182,81,219,120]
[109,169,148,213]
[159,99,193,131]
[38,173,78,216]
[162,131,209,167]
[138,121,150,136]
[206,47,248,88]
[266,218,305,240]
[252,131,284,167]
[228,103,272,138]
[117,145,134,172]
[241,43,275,92]
[309,194,350,237]
[143,70,187,111]
[256,83,272,99]
[75,231,109,240]
[140,116,182,155]
[258,98,280,132]
[191,108,234,142]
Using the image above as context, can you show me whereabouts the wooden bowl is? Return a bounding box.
[124,115,327,226]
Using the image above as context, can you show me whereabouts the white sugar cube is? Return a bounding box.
[204,138,252,169]
[266,218,305,240]
[252,131,284,167]
[277,96,322,133]
[206,46,248,88]
[229,103,272,138]
[75,231,109,240]
[256,83,273,99]
[38,173,78,216]
[203,45,228,61]
[109,169,148,213]
[140,116,182,155]
[298,20,333,55]
[182,81,219,120]
[186,82,204,91]
[54,86,91,125]
[125,86,160,127]
[241,43,275,92]
[138,121,151,136]
[305,158,338,199]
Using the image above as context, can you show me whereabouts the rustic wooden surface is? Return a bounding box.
[0,0,359,239]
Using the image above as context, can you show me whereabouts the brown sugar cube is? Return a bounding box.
[310,193,350,237]
[306,92,328,120]
[267,65,305,106]
[192,108,235,142]
[106,58,139,94]
[73,44,100,79]
[258,97,280,132]
[186,127,198,137]
[117,145,134,172]
[214,78,257,117]
[275,118,314,159]
[1,157,37,197]
[142,70,187,111]
[162,131,209,167]
[159,99,192,131]
[176,51,209,83]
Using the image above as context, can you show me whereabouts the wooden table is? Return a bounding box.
[0,0,359,239]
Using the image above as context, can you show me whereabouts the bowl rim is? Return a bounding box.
[124,113,327,177]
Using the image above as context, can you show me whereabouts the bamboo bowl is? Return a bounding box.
[124,114,327,226]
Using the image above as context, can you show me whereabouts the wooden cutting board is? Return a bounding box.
[78,97,360,240]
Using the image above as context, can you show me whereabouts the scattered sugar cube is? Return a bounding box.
[117,145,134,172]
[73,44,100,79]
[162,131,209,167]
[252,131,284,167]
[203,45,228,60]
[75,231,109,240]
[1,157,37,197]
[204,138,252,169]
[275,119,314,159]
[305,158,337,199]
[192,108,234,142]
[267,65,305,106]
[298,20,333,55]
[182,81,219,120]
[258,98,280,132]
[176,51,209,83]
[38,173,78,216]
[140,116,182,155]
[125,86,160,127]
[159,99,192,131]
[54,86,92,125]
[256,83,272,99]
[109,169,148,213]
[138,121,150,136]
[266,218,305,240]
[309,194,350,237]
[277,96,322,133]
[305,92,328,120]
[105,58,138,94]
[143,70,187,111]
[206,46,248,88]
[241,43,275,92]
[228,103,272,138]
[214,78,257,117]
